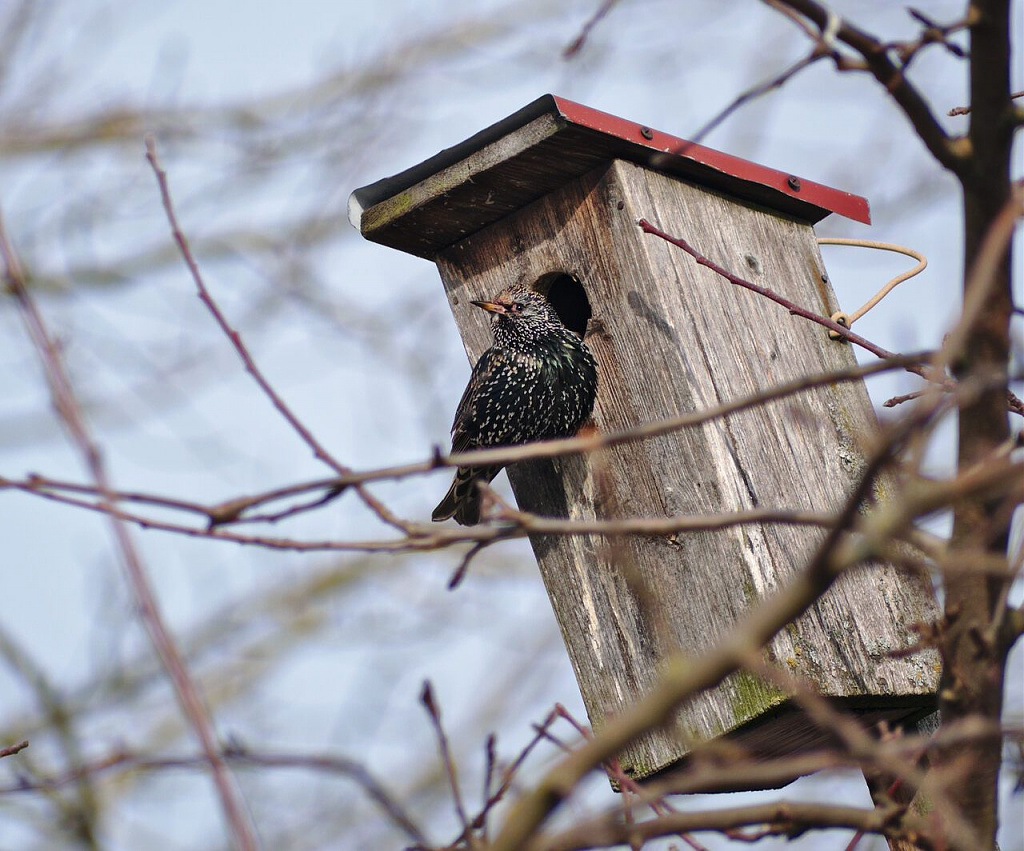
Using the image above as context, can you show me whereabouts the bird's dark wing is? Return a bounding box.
[450,347,498,454]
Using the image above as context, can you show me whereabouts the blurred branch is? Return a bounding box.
[0,13,536,157]
[1,555,385,752]
[532,800,912,851]
[0,745,426,846]
[563,0,622,57]
[518,718,1015,851]
[0,622,100,845]
[690,0,849,144]
[0,213,259,851]
[689,49,827,144]
[737,652,980,848]
[0,0,37,93]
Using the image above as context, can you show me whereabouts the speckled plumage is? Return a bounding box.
[432,284,598,525]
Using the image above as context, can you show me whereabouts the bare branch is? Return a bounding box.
[765,0,967,173]
[420,682,473,845]
[638,218,920,368]
[144,137,413,537]
[0,472,864,555]
[531,800,912,851]
[3,355,925,529]
[638,216,1024,418]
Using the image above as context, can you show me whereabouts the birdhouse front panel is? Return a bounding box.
[434,159,939,781]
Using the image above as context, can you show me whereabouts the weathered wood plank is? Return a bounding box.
[435,159,938,783]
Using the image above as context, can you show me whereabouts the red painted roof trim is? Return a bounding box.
[550,96,871,225]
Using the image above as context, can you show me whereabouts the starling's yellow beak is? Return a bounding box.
[471,300,507,314]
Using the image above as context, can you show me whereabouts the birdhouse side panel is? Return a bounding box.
[608,160,938,698]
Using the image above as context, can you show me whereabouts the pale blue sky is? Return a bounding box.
[0,1,1020,848]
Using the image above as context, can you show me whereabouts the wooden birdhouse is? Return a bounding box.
[349,96,939,785]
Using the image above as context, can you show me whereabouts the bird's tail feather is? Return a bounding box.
[432,466,501,526]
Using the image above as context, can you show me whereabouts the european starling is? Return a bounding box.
[432,284,598,526]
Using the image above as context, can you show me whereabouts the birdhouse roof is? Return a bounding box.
[348,95,870,260]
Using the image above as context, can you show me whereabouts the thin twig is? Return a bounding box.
[884,390,928,408]
[690,51,826,144]
[5,356,926,538]
[0,741,28,759]
[479,734,497,841]
[448,541,491,589]
[455,705,568,846]
[563,0,621,57]
[638,218,912,364]
[144,137,412,535]
[639,216,1024,419]
[421,682,473,846]
[948,89,1024,116]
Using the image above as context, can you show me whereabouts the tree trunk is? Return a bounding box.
[935,1,1015,846]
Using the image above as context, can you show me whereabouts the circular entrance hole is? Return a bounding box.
[533,272,591,339]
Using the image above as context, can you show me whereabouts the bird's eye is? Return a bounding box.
[511,301,524,312]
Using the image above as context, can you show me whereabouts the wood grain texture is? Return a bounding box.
[435,160,939,783]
